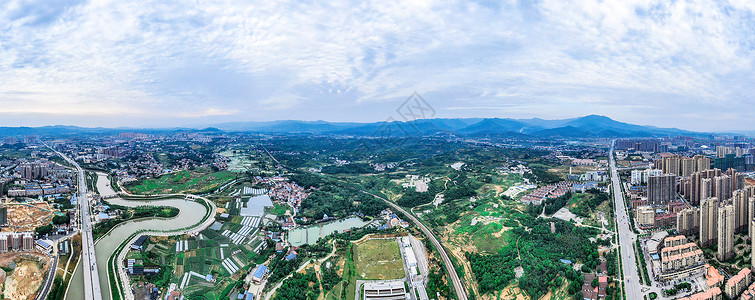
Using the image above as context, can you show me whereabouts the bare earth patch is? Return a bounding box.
[2,253,50,300]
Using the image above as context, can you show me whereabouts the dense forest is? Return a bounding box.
[271,272,320,300]
[321,163,376,174]
[285,171,387,220]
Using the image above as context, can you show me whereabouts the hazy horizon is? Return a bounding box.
[1,114,750,135]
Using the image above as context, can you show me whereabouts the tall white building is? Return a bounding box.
[631,170,645,185]
[631,169,663,185]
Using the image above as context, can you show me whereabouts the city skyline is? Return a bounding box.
[1,1,754,130]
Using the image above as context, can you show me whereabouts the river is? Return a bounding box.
[65,173,210,300]
[287,217,370,247]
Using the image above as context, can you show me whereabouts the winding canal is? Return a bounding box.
[66,173,212,300]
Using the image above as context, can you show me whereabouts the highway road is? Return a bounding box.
[609,140,642,299]
[360,190,468,300]
[48,145,102,300]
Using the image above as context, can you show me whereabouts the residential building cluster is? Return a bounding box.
[371,162,396,172]
[520,181,574,205]
[737,274,755,299]
[6,159,74,198]
[633,165,751,263]
[654,235,705,280]
[256,176,309,209]
[725,268,751,299]
[655,154,711,177]
[7,183,70,197]
[0,232,34,252]
[101,146,130,158]
[380,209,409,228]
[671,183,754,262]
[615,139,663,152]
[567,170,607,182]
[212,153,230,170]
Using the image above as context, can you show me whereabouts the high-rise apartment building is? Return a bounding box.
[637,206,656,228]
[20,163,48,180]
[661,155,711,177]
[726,168,744,193]
[676,207,699,236]
[733,186,755,233]
[648,174,677,206]
[718,204,735,261]
[661,154,681,176]
[685,169,723,205]
[752,219,755,268]
[700,197,719,248]
[749,197,755,237]
[681,158,696,177]
[0,232,34,252]
[701,176,733,206]
[631,169,663,185]
[631,170,645,185]
[0,205,7,226]
[684,168,742,206]
[695,155,712,172]
[616,139,660,152]
[717,146,747,158]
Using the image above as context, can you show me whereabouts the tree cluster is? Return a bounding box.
[271,272,320,300]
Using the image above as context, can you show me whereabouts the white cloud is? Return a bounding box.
[0,0,752,130]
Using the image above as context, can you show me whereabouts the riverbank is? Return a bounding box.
[64,173,216,300]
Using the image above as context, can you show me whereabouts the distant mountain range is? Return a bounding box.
[0,115,713,138]
[211,115,710,138]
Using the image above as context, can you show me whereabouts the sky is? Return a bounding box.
[0,0,754,131]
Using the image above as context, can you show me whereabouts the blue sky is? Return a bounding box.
[0,0,754,131]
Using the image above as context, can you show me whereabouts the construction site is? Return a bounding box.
[0,252,51,300]
[4,202,54,232]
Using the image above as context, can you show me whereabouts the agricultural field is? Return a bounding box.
[219,150,261,172]
[122,214,266,300]
[126,169,237,195]
[353,238,405,280]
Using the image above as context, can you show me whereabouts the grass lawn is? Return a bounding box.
[267,204,289,216]
[354,239,405,280]
[128,169,236,194]
[325,282,343,300]
[471,222,511,253]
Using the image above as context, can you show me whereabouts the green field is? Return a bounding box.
[127,169,236,194]
[267,204,289,216]
[354,239,405,280]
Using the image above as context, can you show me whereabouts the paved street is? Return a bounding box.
[49,145,102,300]
[610,140,643,299]
[35,256,59,300]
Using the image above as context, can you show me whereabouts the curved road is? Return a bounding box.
[360,190,468,300]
